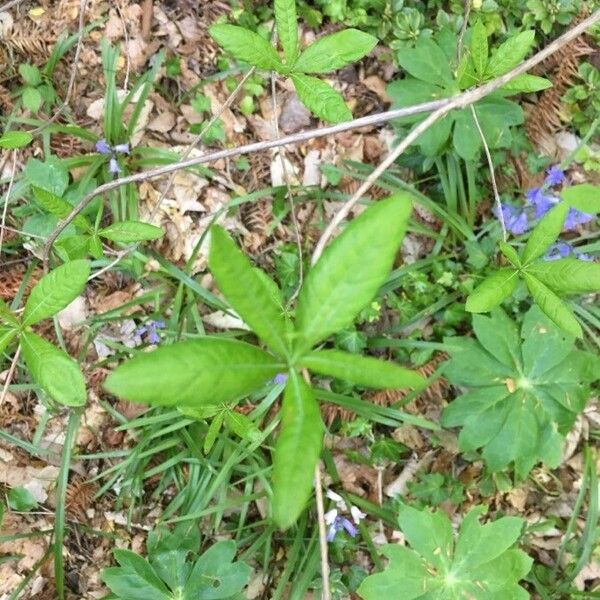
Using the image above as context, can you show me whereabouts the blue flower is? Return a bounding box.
[525,188,559,219]
[495,203,530,235]
[325,510,358,542]
[564,208,594,231]
[95,138,111,154]
[545,242,593,262]
[136,319,166,344]
[113,143,130,154]
[109,157,121,174]
[95,138,130,175]
[272,373,288,385]
[544,165,565,186]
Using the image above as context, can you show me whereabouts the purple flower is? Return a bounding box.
[136,319,166,344]
[564,208,594,231]
[109,157,121,173]
[544,165,565,187]
[113,143,130,154]
[526,188,559,219]
[325,512,358,542]
[95,138,111,154]
[495,203,530,235]
[545,242,594,262]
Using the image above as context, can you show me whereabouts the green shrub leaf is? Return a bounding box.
[291,73,351,123]
[300,349,425,389]
[31,186,90,230]
[293,29,377,73]
[99,221,164,242]
[0,327,18,354]
[500,74,552,93]
[486,30,535,77]
[21,332,86,407]
[275,0,299,65]
[294,194,411,354]
[526,258,600,294]
[209,24,283,71]
[272,371,323,529]
[104,338,282,408]
[466,268,519,313]
[396,38,453,86]
[522,201,568,265]
[22,259,90,326]
[470,20,488,77]
[0,131,33,149]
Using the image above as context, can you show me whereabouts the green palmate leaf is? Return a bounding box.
[500,74,552,94]
[486,30,535,77]
[31,186,90,230]
[358,505,532,600]
[209,24,283,71]
[526,258,600,294]
[22,259,90,326]
[54,235,91,261]
[99,221,164,242]
[0,300,19,328]
[441,307,596,477]
[300,349,425,390]
[522,273,582,338]
[209,225,292,357]
[21,332,86,406]
[104,337,282,407]
[0,327,18,354]
[272,371,323,529]
[275,0,299,65]
[0,131,33,149]
[291,73,351,123]
[522,201,569,265]
[466,268,519,313]
[22,87,42,113]
[470,21,488,77]
[499,242,521,268]
[561,183,600,214]
[293,29,377,74]
[396,39,453,86]
[294,194,411,354]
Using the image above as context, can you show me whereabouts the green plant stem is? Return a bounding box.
[54,409,81,600]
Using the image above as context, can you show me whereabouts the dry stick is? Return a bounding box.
[0,0,23,12]
[456,0,472,63]
[314,462,331,600]
[0,345,21,407]
[470,104,506,241]
[0,150,18,257]
[42,9,600,270]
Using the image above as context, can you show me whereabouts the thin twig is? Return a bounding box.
[456,0,472,64]
[0,150,18,257]
[0,345,21,408]
[311,105,454,264]
[0,0,23,12]
[42,9,600,270]
[314,462,331,600]
[470,104,506,241]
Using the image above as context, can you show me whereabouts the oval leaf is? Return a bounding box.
[300,349,425,390]
[99,221,164,242]
[209,24,283,71]
[275,0,299,65]
[486,30,535,77]
[0,131,33,149]
[21,332,86,406]
[294,29,377,74]
[500,74,552,94]
[209,226,292,358]
[522,202,568,265]
[272,371,323,529]
[527,258,600,294]
[522,273,582,338]
[0,327,18,354]
[31,186,90,230]
[291,73,351,123]
[561,184,600,214]
[466,268,519,313]
[104,338,282,407]
[294,194,412,354]
[22,260,90,326]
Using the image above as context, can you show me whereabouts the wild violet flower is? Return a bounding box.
[545,242,592,262]
[96,138,130,174]
[525,188,559,219]
[544,165,565,186]
[324,490,366,542]
[273,373,288,385]
[495,203,530,235]
[564,208,594,231]
[135,319,166,344]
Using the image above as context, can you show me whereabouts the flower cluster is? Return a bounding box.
[496,165,594,252]
[545,242,591,262]
[96,138,130,174]
[324,490,366,542]
[135,319,166,344]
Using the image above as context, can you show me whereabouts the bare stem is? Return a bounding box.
[314,462,331,600]
[0,345,21,408]
[0,150,18,257]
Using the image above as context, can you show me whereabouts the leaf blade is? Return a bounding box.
[522,202,568,265]
[291,73,351,123]
[466,268,519,313]
[275,0,299,65]
[99,221,164,242]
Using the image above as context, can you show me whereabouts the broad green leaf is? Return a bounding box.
[275,0,299,65]
[104,338,282,407]
[472,310,521,370]
[294,195,411,354]
[54,235,91,261]
[523,273,582,338]
[300,349,425,389]
[291,73,351,123]
[522,201,568,264]
[99,221,164,242]
[209,225,291,357]
[486,31,535,77]
[466,268,519,313]
[209,24,283,71]
[21,332,86,406]
[19,64,41,86]
[31,186,90,230]
[500,74,552,93]
[272,371,323,529]
[22,87,42,113]
[24,156,69,197]
[0,327,18,354]
[293,29,377,74]
[561,184,600,214]
[453,109,481,161]
[101,549,172,600]
[22,260,90,326]
[0,131,33,149]
[470,21,488,77]
[475,95,523,148]
[0,300,19,327]
[396,39,453,86]
[7,487,38,512]
[499,242,521,268]
[526,258,600,294]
